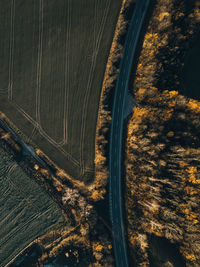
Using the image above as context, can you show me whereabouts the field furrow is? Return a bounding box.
[11,0,39,120]
[39,0,68,144]
[0,1,12,92]
[0,0,122,181]
[0,147,65,266]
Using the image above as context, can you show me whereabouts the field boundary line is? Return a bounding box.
[0,1,14,95]
[8,0,15,101]
[79,0,111,173]
[29,125,37,140]
[13,102,39,127]
[36,0,69,146]
[12,102,80,166]
[36,0,43,124]
[38,126,80,166]
[0,1,15,95]
[63,0,71,145]
[14,101,64,147]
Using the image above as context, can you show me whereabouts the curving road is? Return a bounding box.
[109,1,150,266]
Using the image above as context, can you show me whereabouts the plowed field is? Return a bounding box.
[0,0,122,182]
[0,146,65,266]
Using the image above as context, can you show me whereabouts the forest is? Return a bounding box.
[125,0,200,266]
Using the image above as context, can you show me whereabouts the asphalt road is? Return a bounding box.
[109,1,150,266]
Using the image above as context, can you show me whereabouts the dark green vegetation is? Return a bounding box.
[0,0,122,182]
[0,146,65,267]
[182,37,200,101]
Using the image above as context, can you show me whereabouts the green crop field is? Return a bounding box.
[0,0,122,182]
[0,146,65,266]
